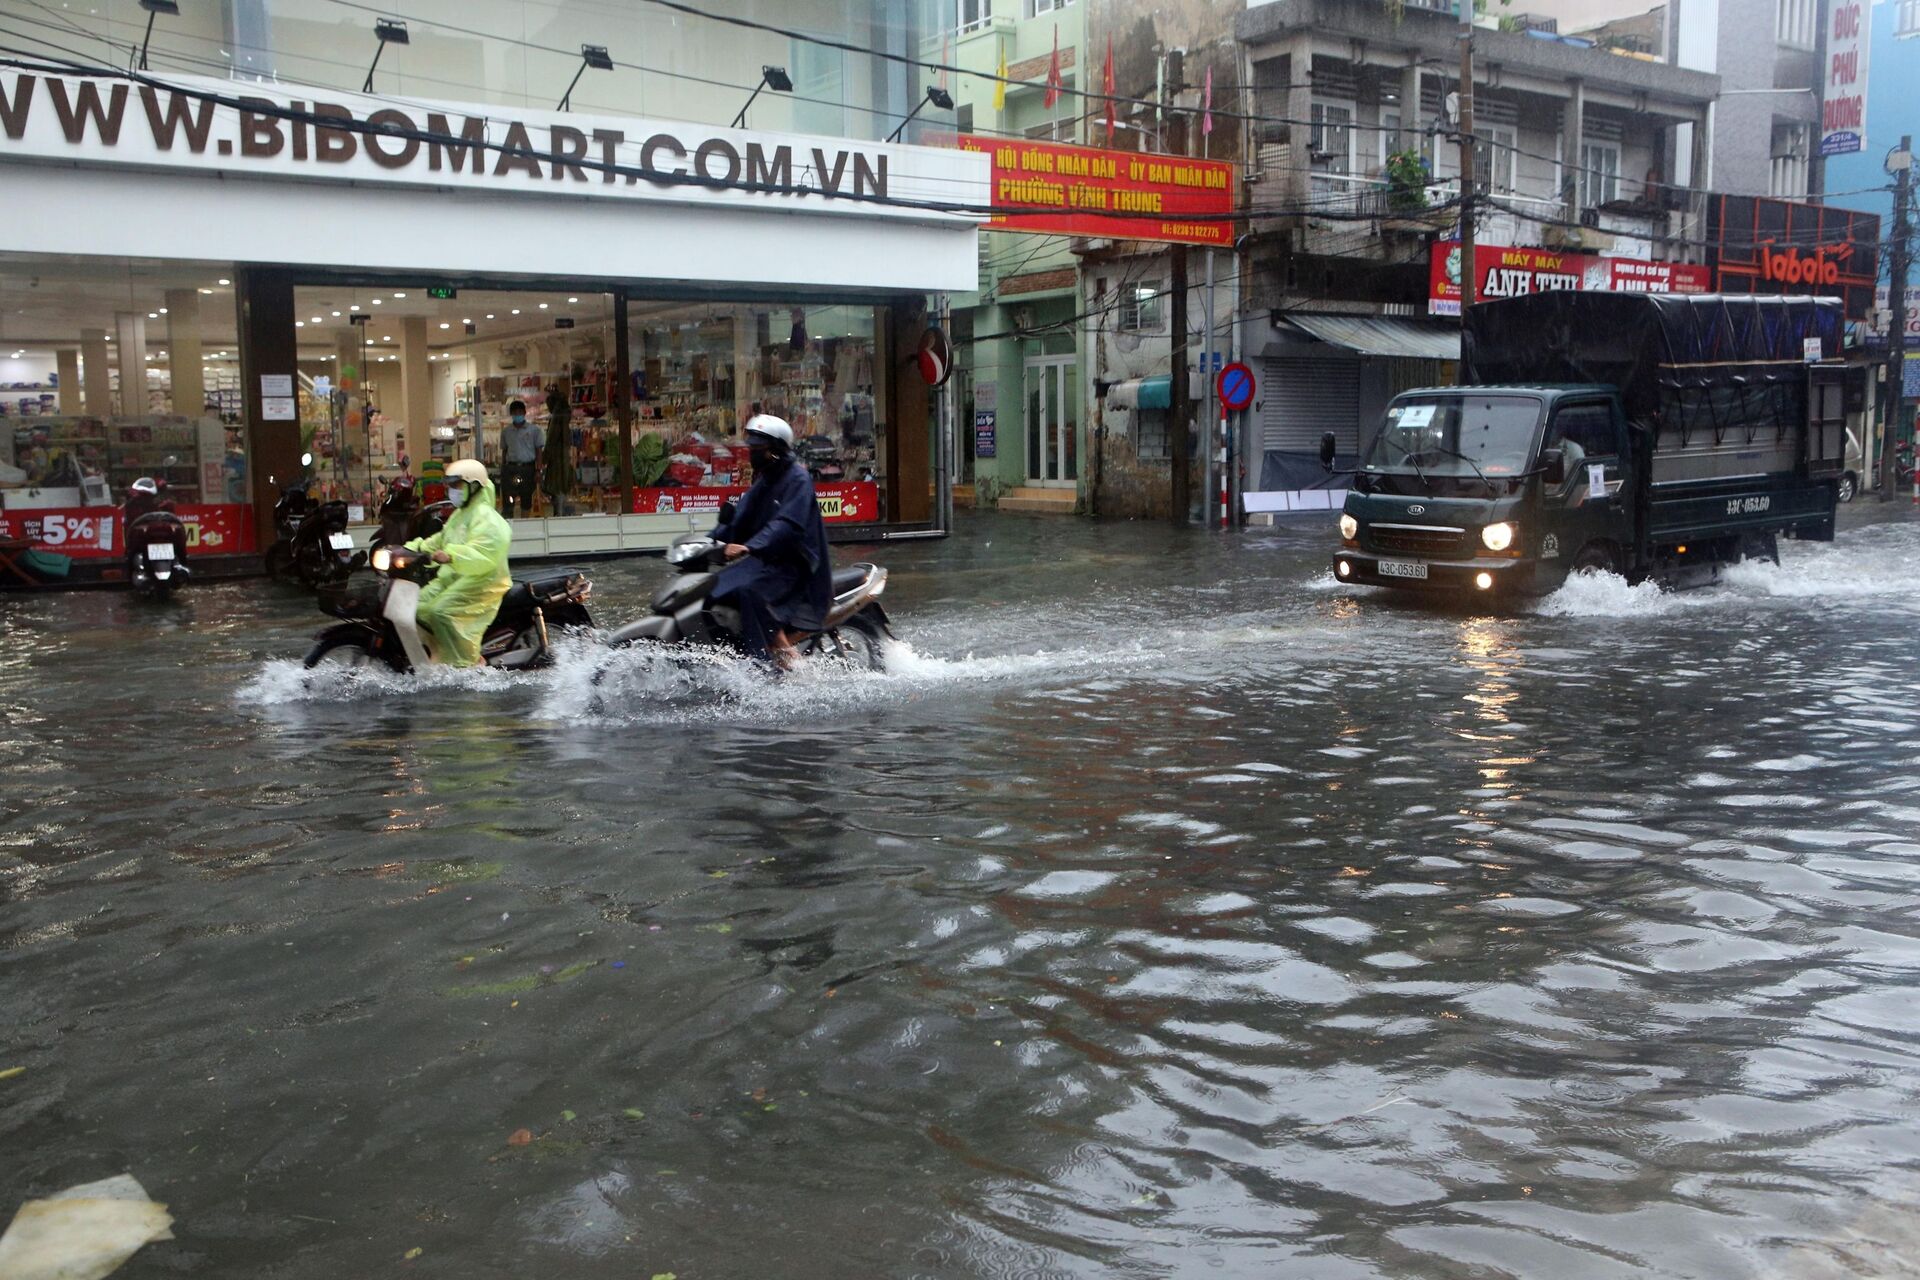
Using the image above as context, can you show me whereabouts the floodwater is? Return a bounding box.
[4,506,1920,1279]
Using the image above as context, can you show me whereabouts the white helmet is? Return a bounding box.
[445,458,489,485]
[743,414,794,450]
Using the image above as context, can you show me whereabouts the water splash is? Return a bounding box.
[238,655,536,705]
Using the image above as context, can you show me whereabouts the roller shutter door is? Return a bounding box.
[1258,356,1361,453]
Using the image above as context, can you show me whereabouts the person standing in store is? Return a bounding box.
[541,383,573,516]
[499,400,541,519]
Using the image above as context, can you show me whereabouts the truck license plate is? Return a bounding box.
[1377,559,1428,580]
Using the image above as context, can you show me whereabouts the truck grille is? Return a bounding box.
[1368,524,1469,559]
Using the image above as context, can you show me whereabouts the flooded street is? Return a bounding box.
[4,508,1920,1278]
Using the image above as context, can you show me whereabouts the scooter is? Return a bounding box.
[604,532,892,670]
[123,477,189,599]
[799,435,845,484]
[265,455,355,588]
[302,545,594,672]
[368,474,455,550]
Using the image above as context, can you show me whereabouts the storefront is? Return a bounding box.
[0,68,985,582]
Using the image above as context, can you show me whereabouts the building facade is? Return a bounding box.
[0,0,980,579]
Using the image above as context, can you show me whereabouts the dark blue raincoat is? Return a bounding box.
[711,455,832,655]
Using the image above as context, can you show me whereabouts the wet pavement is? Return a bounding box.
[4,505,1920,1278]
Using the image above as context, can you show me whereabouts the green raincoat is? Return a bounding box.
[406,475,511,668]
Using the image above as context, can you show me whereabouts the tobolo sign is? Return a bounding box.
[0,71,985,223]
[953,135,1234,246]
[1705,194,1880,319]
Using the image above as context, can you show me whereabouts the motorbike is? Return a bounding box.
[302,545,594,672]
[369,473,454,550]
[123,478,188,599]
[265,456,355,588]
[604,532,892,670]
[798,434,845,484]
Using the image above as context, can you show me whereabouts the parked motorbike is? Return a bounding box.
[265,455,355,588]
[123,476,188,599]
[302,546,594,672]
[604,532,892,670]
[368,474,454,550]
[798,435,845,484]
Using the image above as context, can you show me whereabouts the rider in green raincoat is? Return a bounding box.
[406,458,511,668]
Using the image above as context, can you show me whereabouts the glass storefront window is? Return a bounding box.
[625,299,891,522]
[0,253,253,559]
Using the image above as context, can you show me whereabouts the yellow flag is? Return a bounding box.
[992,45,1007,112]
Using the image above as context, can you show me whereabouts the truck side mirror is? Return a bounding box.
[1539,448,1566,486]
[1319,432,1337,470]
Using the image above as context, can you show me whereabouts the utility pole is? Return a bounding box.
[1457,0,1476,317]
[1882,135,1913,500]
[1168,53,1191,524]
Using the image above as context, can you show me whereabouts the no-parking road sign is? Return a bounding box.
[1216,361,1255,412]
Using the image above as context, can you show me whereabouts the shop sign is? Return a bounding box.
[630,483,879,524]
[1428,243,1710,315]
[974,410,997,458]
[952,135,1234,246]
[1820,0,1870,157]
[0,72,987,224]
[0,503,256,558]
[1705,194,1879,319]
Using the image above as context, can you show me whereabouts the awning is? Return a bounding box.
[1282,313,1461,361]
[1105,375,1171,410]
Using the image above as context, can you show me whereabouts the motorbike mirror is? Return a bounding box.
[1319,432,1338,471]
[1539,447,1566,486]
[300,452,314,467]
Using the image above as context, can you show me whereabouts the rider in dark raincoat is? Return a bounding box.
[710,414,831,664]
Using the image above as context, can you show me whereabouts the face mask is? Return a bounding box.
[447,483,468,504]
[511,414,526,426]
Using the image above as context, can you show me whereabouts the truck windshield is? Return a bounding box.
[1362,396,1543,479]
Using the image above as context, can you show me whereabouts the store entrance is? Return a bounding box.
[1024,355,1078,488]
[289,284,618,517]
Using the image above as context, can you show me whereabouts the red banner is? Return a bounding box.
[1430,243,1712,315]
[630,482,880,524]
[953,135,1234,246]
[0,503,256,559]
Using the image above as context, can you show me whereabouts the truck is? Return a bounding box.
[1327,292,1848,595]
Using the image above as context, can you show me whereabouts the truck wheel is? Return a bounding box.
[1837,472,1857,503]
[1570,542,1619,577]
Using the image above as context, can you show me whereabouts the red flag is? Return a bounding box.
[1044,29,1062,109]
[1202,64,1214,137]
[1103,36,1116,145]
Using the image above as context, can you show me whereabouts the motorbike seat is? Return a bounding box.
[831,565,871,596]
[494,568,587,625]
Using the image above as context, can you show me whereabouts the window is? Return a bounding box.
[958,0,989,32]
[1579,140,1620,209]
[1377,110,1403,169]
[1545,403,1618,475]
[1770,123,1809,199]
[1776,0,1817,47]
[1135,407,1171,460]
[1310,101,1356,190]
[1025,0,1073,14]
[1024,112,1075,143]
[1476,125,1517,193]
[1119,281,1163,331]
[1900,0,1920,37]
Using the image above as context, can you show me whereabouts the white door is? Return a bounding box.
[1023,356,1078,487]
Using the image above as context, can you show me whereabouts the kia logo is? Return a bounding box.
[1407,504,1425,515]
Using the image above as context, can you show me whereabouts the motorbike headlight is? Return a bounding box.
[1481,521,1516,553]
[1338,513,1358,541]
[370,546,392,573]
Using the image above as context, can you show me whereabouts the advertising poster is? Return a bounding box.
[953,135,1235,246]
[631,482,879,524]
[1820,0,1869,156]
[0,503,256,559]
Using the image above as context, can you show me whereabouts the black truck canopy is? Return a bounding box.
[1462,292,1844,425]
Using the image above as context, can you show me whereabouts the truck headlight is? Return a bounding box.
[1481,521,1515,552]
[1338,513,1358,541]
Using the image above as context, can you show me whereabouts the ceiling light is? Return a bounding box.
[312,316,323,323]
[461,318,471,324]
[486,313,495,320]
[198,287,213,295]
[295,321,305,328]
[148,312,158,318]
[439,322,450,329]
[331,310,342,317]
[371,299,382,305]
[538,303,549,310]
[393,291,407,298]
[349,304,360,311]
[568,296,579,303]
[158,307,168,314]
[511,308,521,315]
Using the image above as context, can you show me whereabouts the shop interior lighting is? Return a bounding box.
[568,297,579,304]
[511,308,521,315]
[217,278,230,286]
[295,322,304,327]
[559,44,614,112]
[393,291,406,298]
[539,303,549,310]
[158,307,168,314]
[439,322,450,329]
[371,298,382,305]
[349,304,360,311]
[198,287,213,294]
[137,0,179,72]
[363,19,409,93]
[731,65,792,128]
[331,310,342,317]
[147,312,158,319]
[311,316,322,323]
[886,85,955,143]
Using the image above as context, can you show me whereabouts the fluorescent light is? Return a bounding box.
[217,277,230,285]
[511,308,521,315]
[311,316,323,323]
[439,322,450,329]
[158,307,168,314]
[538,303,549,310]
[371,299,382,305]
[148,312,158,318]
[198,287,213,294]
[568,296,579,303]
[349,304,360,311]
[295,322,305,328]
[486,314,495,320]
[331,310,341,317]
[393,291,407,298]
